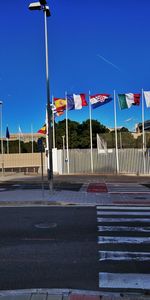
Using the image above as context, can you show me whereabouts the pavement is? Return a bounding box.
[0,289,148,300]
[0,173,150,299]
[0,173,150,207]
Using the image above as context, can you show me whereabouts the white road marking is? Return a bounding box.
[99,272,150,289]
[97,217,150,223]
[98,236,150,244]
[99,251,150,261]
[98,225,150,232]
[97,206,150,210]
[97,211,150,216]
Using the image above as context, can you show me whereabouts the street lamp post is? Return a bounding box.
[0,101,3,155]
[28,1,53,191]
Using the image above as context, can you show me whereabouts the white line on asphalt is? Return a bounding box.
[97,206,150,210]
[97,217,150,223]
[97,211,150,216]
[99,272,150,289]
[98,236,150,244]
[98,225,150,232]
[99,251,150,261]
[108,191,150,195]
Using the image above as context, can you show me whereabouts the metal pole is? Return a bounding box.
[41,149,44,199]
[89,91,93,173]
[52,96,55,149]
[44,8,53,191]
[62,135,65,174]
[31,124,34,153]
[142,88,146,174]
[114,90,119,174]
[0,102,3,154]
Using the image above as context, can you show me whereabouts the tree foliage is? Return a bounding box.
[1,120,147,153]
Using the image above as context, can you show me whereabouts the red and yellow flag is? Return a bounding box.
[54,98,66,112]
[37,124,46,134]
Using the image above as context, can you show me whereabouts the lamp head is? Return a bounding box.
[28,2,42,10]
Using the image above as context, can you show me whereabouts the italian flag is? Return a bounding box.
[118,93,140,109]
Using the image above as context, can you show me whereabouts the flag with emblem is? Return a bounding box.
[90,94,112,109]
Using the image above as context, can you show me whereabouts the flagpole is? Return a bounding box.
[142,88,146,174]
[52,96,55,149]
[7,138,9,154]
[89,91,93,173]
[114,90,119,174]
[18,126,21,154]
[0,102,3,155]
[65,92,69,174]
[31,124,34,153]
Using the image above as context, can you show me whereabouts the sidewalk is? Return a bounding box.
[0,179,150,206]
[0,174,150,299]
[0,289,148,300]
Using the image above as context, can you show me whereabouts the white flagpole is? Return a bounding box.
[52,96,55,149]
[142,89,146,174]
[18,125,21,154]
[65,92,69,174]
[0,101,3,154]
[89,91,93,173]
[7,138,9,154]
[114,90,119,173]
[31,124,34,153]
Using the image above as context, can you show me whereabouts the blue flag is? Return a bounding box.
[6,126,10,139]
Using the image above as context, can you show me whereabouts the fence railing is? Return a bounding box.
[61,148,150,175]
[0,148,149,175]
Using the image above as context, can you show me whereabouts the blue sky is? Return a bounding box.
[1,0,150,135]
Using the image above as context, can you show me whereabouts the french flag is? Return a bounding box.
[67,94,87,110]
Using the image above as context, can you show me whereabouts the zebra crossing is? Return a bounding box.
[97,206,150,292]
[107,182,150,194]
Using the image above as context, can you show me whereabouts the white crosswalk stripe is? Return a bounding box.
[97,206,150,291]
[107,183,150,193]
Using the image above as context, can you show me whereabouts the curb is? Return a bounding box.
[0,288,148,299]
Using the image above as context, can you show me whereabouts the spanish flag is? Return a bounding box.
[37,124,46,134]
[54,98,66,112]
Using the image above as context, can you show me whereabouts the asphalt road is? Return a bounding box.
[0,206,99,291]
[0,206,150,293]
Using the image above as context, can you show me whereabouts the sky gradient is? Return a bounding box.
[1,0,150,135]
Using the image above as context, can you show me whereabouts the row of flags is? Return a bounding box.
[5,125,23,139]
[53,91,150,116]
[4,91,150,139]
[38,91,150,134]
[53,93,112,116]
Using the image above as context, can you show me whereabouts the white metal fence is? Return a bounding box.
[0,148,150,175]
[61,148,150,175]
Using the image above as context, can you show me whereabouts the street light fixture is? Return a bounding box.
[28,0,53,192]
[28,2,42,10]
